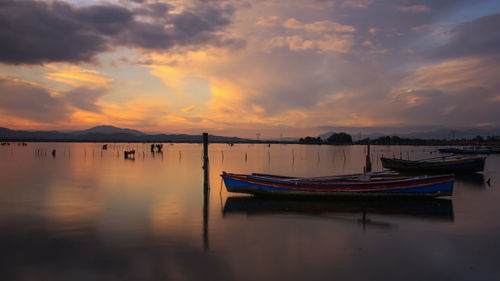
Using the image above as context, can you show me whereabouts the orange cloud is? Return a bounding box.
[44,64,113,89]
[284,18,356,33]
[181,105,196,113]
[404,58,495,91]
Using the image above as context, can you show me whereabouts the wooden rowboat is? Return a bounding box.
[221,172,454,198]
[381,156,485,173]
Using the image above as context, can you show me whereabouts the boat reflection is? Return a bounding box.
[454,173,486,188]
[223,196,454,223]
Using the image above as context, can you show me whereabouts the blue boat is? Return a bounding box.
[221,172,454,198]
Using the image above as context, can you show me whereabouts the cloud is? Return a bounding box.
[256,16,281,27]
[341,0,373,9]
[63,87,107,113]
[389,57,500,126]
[181,105,196,113]
[0,76,107,123]
[283,18,356,33]
[0,0,111,64]
[1,0,498,135]
[0,0,241,65]
[431,13,500,59]
[264,17,356,53]
[0,77,69,122]
[395,5,431,13]
[44,64,113,89]
[142,0,500,134]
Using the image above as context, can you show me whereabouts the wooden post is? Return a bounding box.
[365,139,372,173]
[202,132,209,250]
[203,133,209,191]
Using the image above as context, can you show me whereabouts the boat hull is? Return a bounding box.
[381,157,485,173]
[222,173,454,198]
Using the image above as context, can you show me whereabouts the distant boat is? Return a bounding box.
[438,146,500,154]
[221,172,454,197]
[380,156,485,173]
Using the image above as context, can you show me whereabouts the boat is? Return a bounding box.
[438,146,500,154]
[380,156,485,173]
[221,172,454,197]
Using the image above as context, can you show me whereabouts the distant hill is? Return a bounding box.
[72,125,145,136]
[0,126,251,143]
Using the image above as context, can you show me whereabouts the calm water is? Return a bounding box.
[1,143,499,281]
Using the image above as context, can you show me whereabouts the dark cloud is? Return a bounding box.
[63,87,107,113]
[332,0,487,64]
[0,78,106,123]
[0,0,241,65]
[431,13,500,59]
[0,1,111,64]
[395,87,500,126]
[0,78,69,122]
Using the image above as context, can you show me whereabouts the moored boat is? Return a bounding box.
[380,156,485,173]
[221,172,454,198]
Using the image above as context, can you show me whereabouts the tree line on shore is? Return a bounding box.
[299,132,500,146]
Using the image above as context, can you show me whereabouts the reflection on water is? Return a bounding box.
[455,173,487,188]
[223,196,454,223]
[1,143,500,281]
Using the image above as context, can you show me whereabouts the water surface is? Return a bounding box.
[1,143,499,281]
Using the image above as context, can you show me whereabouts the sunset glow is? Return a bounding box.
[1,0,500,138]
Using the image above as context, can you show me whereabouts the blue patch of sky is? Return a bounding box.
[64,0,99,6]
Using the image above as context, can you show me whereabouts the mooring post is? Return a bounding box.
[365,139,372,173]
[203,133,209,191]
[202,132,210,250]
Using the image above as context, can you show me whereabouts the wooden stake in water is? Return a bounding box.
[202,132,210,249]
[203,133,209,192]
[365,140,372,173]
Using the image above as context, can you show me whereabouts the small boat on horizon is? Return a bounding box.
[381,155,485,174]
[221,172,454,198]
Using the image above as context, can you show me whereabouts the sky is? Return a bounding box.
[1,0,500,138]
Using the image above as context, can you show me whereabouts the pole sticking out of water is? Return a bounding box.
[203,133,209,192]
[202,133,210,250]
[365,139,372,173]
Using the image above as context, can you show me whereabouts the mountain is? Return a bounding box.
[0,126,251,143]
[72,125,145,136]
